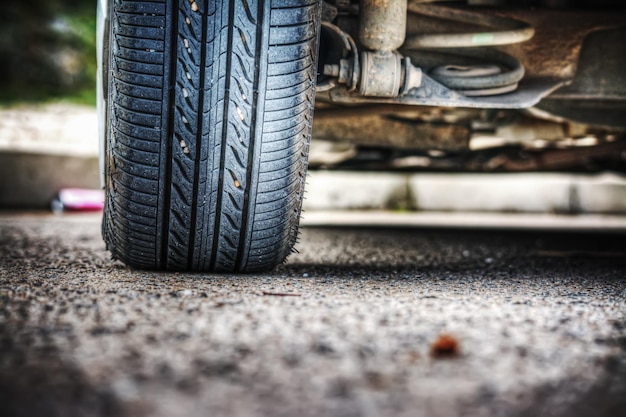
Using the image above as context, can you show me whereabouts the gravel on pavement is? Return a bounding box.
[0,213,625,417]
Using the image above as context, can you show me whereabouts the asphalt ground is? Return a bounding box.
[0,213,625,417]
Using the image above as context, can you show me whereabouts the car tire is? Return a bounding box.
[101,0,321,272]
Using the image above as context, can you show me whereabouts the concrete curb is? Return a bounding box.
[2,152,626,213]
[303,171,626,214]
[301,210,626,231]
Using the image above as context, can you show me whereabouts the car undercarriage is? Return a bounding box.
[311,0,626,172]
[98,0,626,271]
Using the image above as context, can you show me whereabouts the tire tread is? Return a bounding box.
[104,0,320,272]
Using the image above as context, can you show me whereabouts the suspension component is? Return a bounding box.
[319,0,538,102]
[357,0,422,97]
[321,21,422,98]
[404,2,534,49]
[359,51,423,97]
[321,0,422,97]
[319,22,360,92]
[426,48,525,96]
[404,1,534,97]
[359,0,407,52]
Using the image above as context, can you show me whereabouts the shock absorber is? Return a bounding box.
[356,0,425,97]
[320,0,418,98]
[359,0,407,51]
[320,4,423,97]
[357,0,406,97]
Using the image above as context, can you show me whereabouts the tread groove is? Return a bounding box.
[235,0,265,271]
[210,0,236,271]
[160,0,179,269]
[187,0,209,269]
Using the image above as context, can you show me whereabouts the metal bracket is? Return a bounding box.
[329,74,567,109]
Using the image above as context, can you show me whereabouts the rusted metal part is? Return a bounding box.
[535,26,626,128]
[549,26,626,100]
[318,22,360,92]
[405,2,535,48]
[312,113,470,151]
[313,103,598,149]
[403,2,531,96]
[426,47,525,96]
[318,2,624,137]
[320,22,422,97]
[329,74,565,109]
[342,0,422,97]
[312,138,626,172]
[358,0,407,51]
[358,51,403,97]
[314,104,430,119]
[402,7,622,81]
[491,140,626,171]
[469,117,593,150]
[492,10,623,81]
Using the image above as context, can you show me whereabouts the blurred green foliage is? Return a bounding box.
[0,0,97,106]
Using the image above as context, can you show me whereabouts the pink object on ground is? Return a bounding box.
[53,188,105,212]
